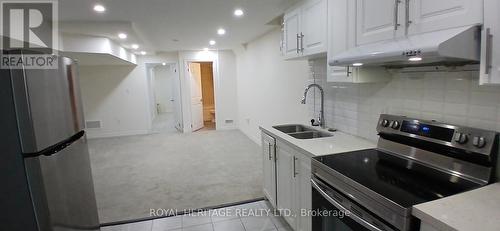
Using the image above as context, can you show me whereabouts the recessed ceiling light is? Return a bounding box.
[234,9,244,17]
[352,63,363,67]
[140,51,146,55]
[408,57,422,62]
[209,40,216,46]
[118,33,127,39]
[203,48,209,51]
[131,44,139,49]
[217,28,226,35]
[93,4,106,13]
[162,63,166,66]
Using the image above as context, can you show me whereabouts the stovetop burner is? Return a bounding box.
[315,149,482,208]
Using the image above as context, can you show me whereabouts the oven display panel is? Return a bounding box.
[400,121,455,142]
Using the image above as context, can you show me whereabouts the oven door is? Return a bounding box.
[311,177,396,231]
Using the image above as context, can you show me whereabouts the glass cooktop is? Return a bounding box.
[314,149,482,207]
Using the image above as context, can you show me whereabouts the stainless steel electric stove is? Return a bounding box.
[311,114,498,231]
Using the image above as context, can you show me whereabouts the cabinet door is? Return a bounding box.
[276,142,297,228]
[327,66,353,83]
[295,155,312,231]
[327,0,354,83]
[261,133,277,207]
[480,0,500,85]
[355,0,404,45]
[301,0,328,56]
[407,0,482,36]
[283,8,301,59]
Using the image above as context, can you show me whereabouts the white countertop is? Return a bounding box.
[412,183,500,231]
[259,124,376,157]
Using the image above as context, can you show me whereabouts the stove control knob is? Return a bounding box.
[391,121,400,129]
[381,120,390,127]
[454,133,468,144]
[473,136,486,148]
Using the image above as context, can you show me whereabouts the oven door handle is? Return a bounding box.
[311,178,386,231]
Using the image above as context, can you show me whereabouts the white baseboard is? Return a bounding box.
[86,129,150,139]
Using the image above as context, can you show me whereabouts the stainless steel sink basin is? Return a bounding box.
[273,124,333,139]
[272,124,315,133]
[288,131,333,139]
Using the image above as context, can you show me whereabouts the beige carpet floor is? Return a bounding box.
[87,129,262,224]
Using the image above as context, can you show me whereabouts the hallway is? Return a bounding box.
[152,113,178,133]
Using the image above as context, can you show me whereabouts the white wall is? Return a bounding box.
[153,66,175,114]
[79,53,179,138]
[79,65,148,138]
[235,28,311,143]
[217,50,239,130]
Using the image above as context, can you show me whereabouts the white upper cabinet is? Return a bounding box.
[327,0,391,83]
[480,0,500,85]
[283,8,301,59]
[355,0,405,45]
[407,0,483,36]
[301,0,328,56]
[283,0,327,60]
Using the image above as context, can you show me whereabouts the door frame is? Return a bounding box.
[145,62,182,133]
[181,51,219,133]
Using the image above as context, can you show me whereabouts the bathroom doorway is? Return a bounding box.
[188,62,215,131]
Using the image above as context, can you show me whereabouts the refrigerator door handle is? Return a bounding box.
[22,131,85,158]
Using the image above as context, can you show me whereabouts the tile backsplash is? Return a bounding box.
[307,58,500,142]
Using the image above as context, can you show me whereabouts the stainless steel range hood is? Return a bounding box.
[329,25,481,68]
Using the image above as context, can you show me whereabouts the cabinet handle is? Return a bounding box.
[293,156,298,178]
[300,33,304,53]
[405,0,412,28]
[296,33,300,54]
[394,0,401,30]
[485,28,493,75]
[346,66,352,77]
[268,143,272,160]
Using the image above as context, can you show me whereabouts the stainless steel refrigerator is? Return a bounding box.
[0,52,100,231]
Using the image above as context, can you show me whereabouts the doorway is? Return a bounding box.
[149,63,182,133]
[188,62,215,131]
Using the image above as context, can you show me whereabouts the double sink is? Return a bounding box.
[273,124,333,139]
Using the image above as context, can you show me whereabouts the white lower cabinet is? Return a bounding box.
[274,139,312,231]
[262,132,277,207]
[295,153,312,231]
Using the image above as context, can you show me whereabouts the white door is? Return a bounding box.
[276,142,297,228]
[301,0,328,56]
[262,133,277,208]
[296,154,312,231]
[188,63,204,131]
[407,0,482,36]
[480,0,500,85]
[283,8,301,59]
[171,65,182,130]
[355,0,404,45]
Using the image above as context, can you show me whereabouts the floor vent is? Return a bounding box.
[85,120,102,129]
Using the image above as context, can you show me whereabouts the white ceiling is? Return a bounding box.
[59,0,298,53]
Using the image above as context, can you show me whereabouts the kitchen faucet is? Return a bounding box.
[301,83,325,128]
